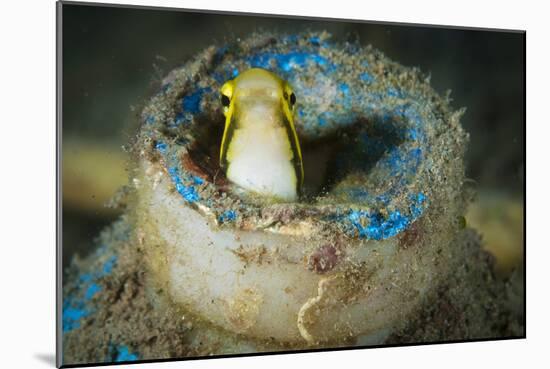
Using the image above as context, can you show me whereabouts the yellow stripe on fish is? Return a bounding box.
[219,68,303,202]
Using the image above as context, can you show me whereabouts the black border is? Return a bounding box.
[56,1,527,367]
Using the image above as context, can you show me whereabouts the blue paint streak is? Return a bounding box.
[193,176,204,185]
[409,192,427,218]
[212,68,238,83]
[339,83,350,95]
[309,36,321,45]
[245,51,336,73]
[114,346,139,362]
[407,128,418,140]
[382,147,423,176]
[145,115,155,124]
[168,167,200,203]
[62,304,90,332]
[156,140,202,203]
[63,253,118,332]
[360,72,375,83]
[79,273,92,283]
[176,182,200,202]
[343,192,427,240]
[336,83,354,110]
[85,283,101,300]
[219,210,237,223]
[181,87,211,114]
[102,256,117,275]
[155,142,167,154]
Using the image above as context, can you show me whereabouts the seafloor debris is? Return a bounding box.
[62,31,523,365]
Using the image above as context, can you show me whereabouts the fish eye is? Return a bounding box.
[290,92,296,106]
[221,94,230,107]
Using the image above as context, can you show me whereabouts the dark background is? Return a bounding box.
[62,3,525,267]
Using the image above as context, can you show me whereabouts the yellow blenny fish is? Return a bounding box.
[219,68,304,202]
